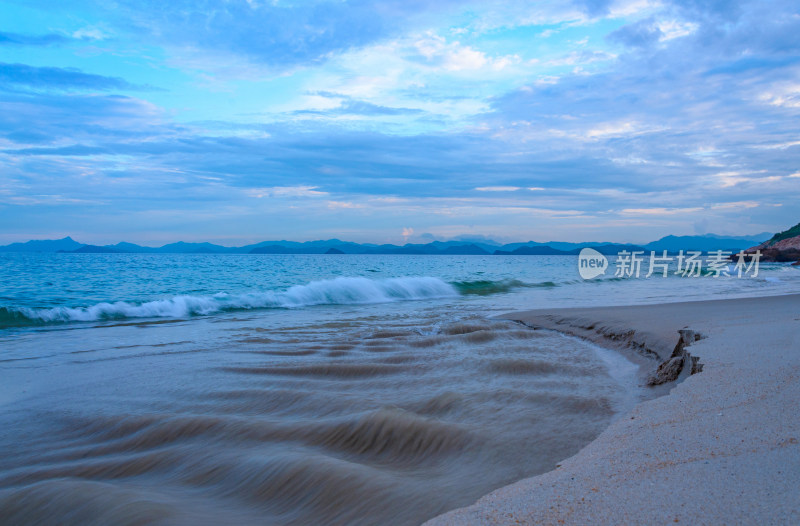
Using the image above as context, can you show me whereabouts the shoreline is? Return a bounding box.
[425,293,800,525]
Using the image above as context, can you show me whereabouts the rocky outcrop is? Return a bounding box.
[737,222,800,264]
[646,329,704,386]
[759,247,800,262]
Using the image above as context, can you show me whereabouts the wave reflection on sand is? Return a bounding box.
[0,314,640,526]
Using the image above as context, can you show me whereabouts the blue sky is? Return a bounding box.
[1,0,798,245]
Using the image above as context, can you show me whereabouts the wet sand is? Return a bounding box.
[426,293,800,525]
[0,315,641,526]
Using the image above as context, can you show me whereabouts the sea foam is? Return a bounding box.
[5,277,458,325]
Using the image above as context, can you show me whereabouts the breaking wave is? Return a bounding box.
[0,277,458,327]
[0,277,573,328]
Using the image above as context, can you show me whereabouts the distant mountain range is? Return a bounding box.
[0,233,773,255]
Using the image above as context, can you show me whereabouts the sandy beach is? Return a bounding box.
[426,293,800,525]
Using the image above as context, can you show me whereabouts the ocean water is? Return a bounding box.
[1,253,798,525]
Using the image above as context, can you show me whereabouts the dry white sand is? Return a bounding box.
[426,294,800,525]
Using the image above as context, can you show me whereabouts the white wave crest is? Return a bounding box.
[17,277,458,323]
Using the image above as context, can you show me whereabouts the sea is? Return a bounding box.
[1,253,798,525]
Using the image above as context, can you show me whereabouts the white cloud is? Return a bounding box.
[656,20,698,41]
[753,140,800,150]
[545,50,616,67]
[714,171,748,187]
[713,171,776,188]
[272,32,522,126]
[584,121,666,140]
[73,26,111,40]
[606,0,662,18]
[710,201,760,210]
[587,121,638,138]
[411,32,518,72]
[620,207,704,216]
[759,83,800,108]
[475,186,521,191]
[326,200,363,209]
[610,155,649,165]
[533,75,561,85]
[248,186,328,198]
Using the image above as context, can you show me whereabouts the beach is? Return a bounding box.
[426,293,800,525]
[6,0,800,522]
[1,254,799,524]
[0,254,651,525]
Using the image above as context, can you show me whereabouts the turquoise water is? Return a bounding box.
[2,253,797,328]
[1,253,798,525]
[0,253,558,325]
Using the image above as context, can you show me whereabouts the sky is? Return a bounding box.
[0,0,798,246]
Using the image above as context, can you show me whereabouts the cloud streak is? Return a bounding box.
[0,63,155,92]
[0,31,72,47]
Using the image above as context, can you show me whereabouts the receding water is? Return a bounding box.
[1,254,798,525]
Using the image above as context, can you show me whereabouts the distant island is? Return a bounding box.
[0,232,774,256]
